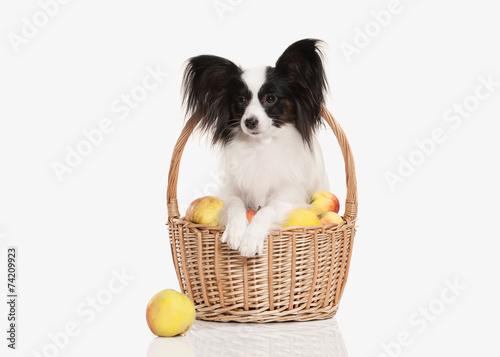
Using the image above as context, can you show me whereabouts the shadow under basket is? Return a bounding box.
[166,107,358,323]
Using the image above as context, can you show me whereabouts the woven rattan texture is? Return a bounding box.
[167,107,357,322]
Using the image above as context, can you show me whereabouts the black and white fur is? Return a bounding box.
[182,39,329,257]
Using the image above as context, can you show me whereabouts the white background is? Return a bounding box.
[1,1,499,356]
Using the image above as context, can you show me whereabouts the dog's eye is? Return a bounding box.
[265,94,277,104]
[237,96,246,106]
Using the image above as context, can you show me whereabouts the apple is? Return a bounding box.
[319,211,343,226]
[185,196,223,226]
[146,289,195,337]
[283,209,322,227]
[246,209,257,223]
[310,191,340,214]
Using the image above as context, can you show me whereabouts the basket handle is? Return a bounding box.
[320,107,358,221]
[166,107,358,221]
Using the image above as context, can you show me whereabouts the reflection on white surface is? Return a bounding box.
[148,334,197,357]
[147,318,348,357]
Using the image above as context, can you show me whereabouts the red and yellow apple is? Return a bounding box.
[185,196,223,226]
[246,209,257,223]
[319,211,343,226]
[310,191,340,214]
[146,289,195,337]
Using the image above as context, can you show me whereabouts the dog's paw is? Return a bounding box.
[221,219,247,251]
[238,222,269,257]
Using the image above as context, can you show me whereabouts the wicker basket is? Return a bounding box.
[167,107,357,323]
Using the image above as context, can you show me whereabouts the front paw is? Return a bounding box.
[221,219,247,251]
[238,222,269,257]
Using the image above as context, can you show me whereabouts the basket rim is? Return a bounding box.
[168,216,355,234]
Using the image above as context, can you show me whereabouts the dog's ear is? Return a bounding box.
[275,39,327,103]
[182,55,242,135]
[275,39,328,146]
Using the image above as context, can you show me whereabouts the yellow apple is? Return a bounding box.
[310,191,340,214]
[146,289,195,337]
[319,211,343,226]
[185,196,223,226]
[283,208,322,227]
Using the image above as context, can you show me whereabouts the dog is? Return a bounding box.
[182,39,329,257]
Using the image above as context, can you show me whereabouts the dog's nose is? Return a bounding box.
[244,117,259,130]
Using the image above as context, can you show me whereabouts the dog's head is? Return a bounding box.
[182,39,328,146]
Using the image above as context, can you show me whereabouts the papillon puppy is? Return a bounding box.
[182,39,330,257]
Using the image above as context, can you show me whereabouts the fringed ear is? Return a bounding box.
[275,39,328,146]
[275,39,328,103]
[182,55,242,143]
